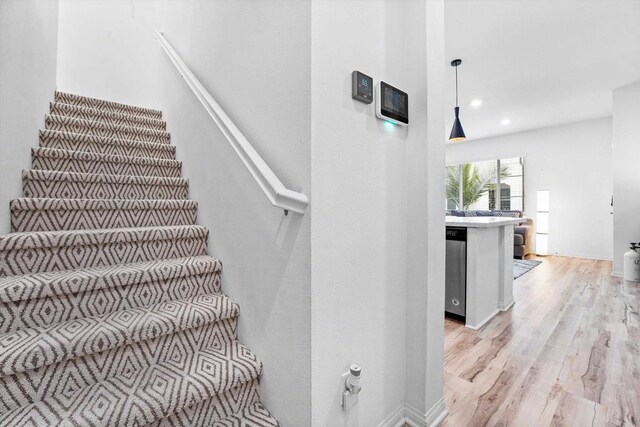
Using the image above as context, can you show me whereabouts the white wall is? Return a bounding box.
[154,3,312,425]
[56,1,312,424]
[56,1,447,425]
[311,0,446,425]
[447,117,613,261]
[612,80,640,275]
[57,0,160,109]
[0,0,59,234]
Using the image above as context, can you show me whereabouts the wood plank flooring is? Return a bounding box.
[442,256,640,427]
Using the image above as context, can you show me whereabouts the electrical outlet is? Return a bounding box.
[342,389,359,411]
[341,371,359,411]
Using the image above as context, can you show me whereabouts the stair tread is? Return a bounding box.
[40,129,176,157]
[22,170,190,201]
[213,402,279,427]
[0,340,263,426]
[10,197,197,212]
[50,102,166,130]
[55,91,162,119]
[0,224,207,251]
[10,198,198,232]
[0,255,221,303]
[32,147,181,168]
[151,380,261,426]
[22,169,188,186]
[31,145,182,178]
[0,292,238,377]
[45,114,171,139]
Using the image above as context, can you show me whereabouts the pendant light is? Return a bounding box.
[449,59,466,142]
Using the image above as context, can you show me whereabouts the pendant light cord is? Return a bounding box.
[455,65,459,107]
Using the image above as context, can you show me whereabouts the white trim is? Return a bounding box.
[498,299,515,311]
[379,404,406,427]
[154,31,309,214]
[549,252,612,261]
[379,399,448,427]
[425,398,448,427]
[612,271,622,278]
[465,308,499,330]
[404,403,428,426]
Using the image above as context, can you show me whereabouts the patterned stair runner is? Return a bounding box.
[0,91,279,426]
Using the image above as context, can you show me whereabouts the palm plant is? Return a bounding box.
[446,163,508,210]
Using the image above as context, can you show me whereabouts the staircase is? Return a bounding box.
[0,92,279,426]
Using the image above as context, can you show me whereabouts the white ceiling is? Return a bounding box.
[444,0,640,141]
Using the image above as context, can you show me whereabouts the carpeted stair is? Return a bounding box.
[0,91,279,426]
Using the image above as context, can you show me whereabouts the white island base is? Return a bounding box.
[446,216,523,330]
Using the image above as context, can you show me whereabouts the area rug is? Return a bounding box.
[513,259,542,279]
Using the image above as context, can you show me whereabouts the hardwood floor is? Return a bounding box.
[442,256,640,427]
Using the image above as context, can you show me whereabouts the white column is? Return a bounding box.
[498,224,515,311]
[465,227,500,330]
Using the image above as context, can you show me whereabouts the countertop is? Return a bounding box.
[445,216,524,228]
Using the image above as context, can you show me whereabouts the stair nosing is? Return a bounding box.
[0,224,208,252]
[50,101,167,127]
[0,255,222,303]
[22,169,189,186]
[39,129,176,154]
[0,293,239,377]
[10,197,197,212]
[45,114,171,139]
[216,402,279,426]
[32,146,182,168]
[0,340,263,426]
[55,91,162,117]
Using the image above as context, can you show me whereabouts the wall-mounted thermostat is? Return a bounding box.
[376,81,408,125]
[352,71,373,104]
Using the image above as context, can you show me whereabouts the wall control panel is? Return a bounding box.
[376,81,409,125]
[351,71,373,104]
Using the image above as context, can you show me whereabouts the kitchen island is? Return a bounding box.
[445,216,524,329]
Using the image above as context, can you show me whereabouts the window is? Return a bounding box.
[446,157,525,212]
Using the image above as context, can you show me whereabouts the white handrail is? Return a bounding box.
[154,31,309,215]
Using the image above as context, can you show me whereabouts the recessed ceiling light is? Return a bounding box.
[501,118,511,126]
[470,99,482,108]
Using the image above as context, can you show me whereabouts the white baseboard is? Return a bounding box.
[612,271,640,282]
[380,404,406,427]
[424,398,448,427]
[404,403,428,427]
[550,252,612,261]
[465,309,500,330]
[379,398,448,427]
[498,299,515,311]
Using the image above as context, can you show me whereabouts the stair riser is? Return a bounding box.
[55,92,163,120]
[0,236,208,276]
[40,131,176,160]
[23,177,189,200]
[11,206,198,232]
[0,272,221,333]
[45,117,171,144]
[153,379,261,427]
[0,256,222,303]
[32,153,182,178]
[0,317,238,414]
[50,103,167,131]
[1,341,262,426]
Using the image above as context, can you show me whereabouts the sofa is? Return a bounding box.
[446,210,534,259]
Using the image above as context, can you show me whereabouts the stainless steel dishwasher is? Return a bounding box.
[445,227,466,321]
